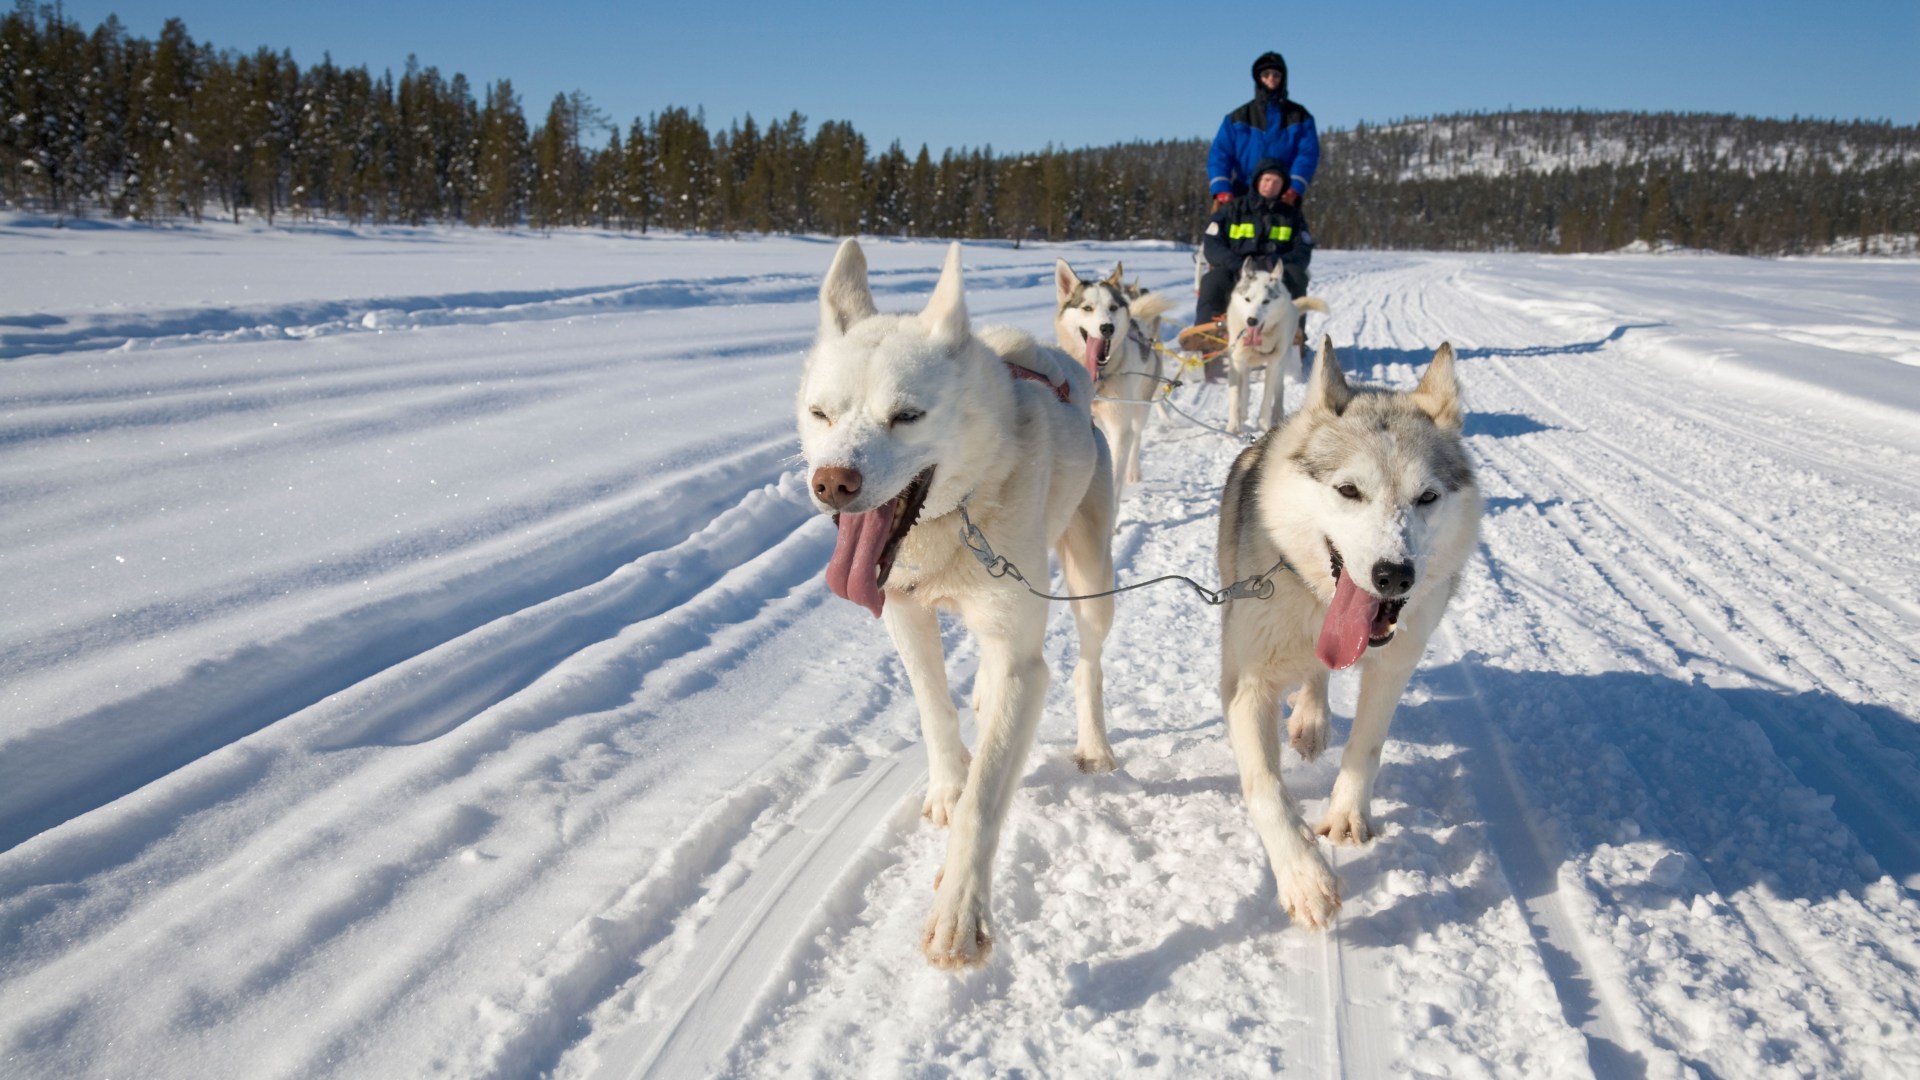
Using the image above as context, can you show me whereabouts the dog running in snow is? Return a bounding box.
[1217,338,1482,927]
[1222,259,1329,436]
[1053,260,1179,504]
[798,239,1119,969]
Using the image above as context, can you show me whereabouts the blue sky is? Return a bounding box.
[60,0,1920,154]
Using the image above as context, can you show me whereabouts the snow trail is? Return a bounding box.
[3,223,1917,1079]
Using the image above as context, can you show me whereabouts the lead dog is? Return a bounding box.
[1054,260,1179,504]
[1223,259,1330,436]
[799,240,1119,968]
[1217,338,1482,926]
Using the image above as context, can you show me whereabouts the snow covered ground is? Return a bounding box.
[2,216,1918,1079]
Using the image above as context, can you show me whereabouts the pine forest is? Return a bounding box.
[3,6,1915,255]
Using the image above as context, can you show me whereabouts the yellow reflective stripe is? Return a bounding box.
[1269,225,1293,242]
[1227,223,1256,240]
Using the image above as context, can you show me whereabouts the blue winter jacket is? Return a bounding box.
[1208,94,1320,199]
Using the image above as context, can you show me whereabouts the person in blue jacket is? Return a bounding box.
[1210,51,1319,211]
[1184,51,1319,348]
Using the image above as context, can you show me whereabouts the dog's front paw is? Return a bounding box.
[1316,806,1375,846]
[1073,747,1117,774]
[1288,705,1329,761]
[1275,848,1342,929]
[922,751,970,827]
[922,780,965,827]
[923,878,993,969]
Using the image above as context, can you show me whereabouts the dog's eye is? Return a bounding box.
[1416,490,1439,506]
[1336,483,1362,501]
[1081,305,1094,313]
[809,406,830,425]
[890,409,924,428]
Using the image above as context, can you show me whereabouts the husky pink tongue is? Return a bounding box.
[1244,325,1263,349]
[825,504,897,617]
[1082,337,1107,383]
[1317,566,1382,670]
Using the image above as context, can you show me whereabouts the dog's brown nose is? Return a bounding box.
[812,466,862,510]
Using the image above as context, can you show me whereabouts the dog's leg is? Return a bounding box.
[1092,412,1127,510]
[1256,357,1276,430]
[1057,479,1117,774]
[1120,411,1144,487]
[884,599,970,826]
[1222,626,1340,928]
[1317,644,1422,845]
[1227,357,1248,435]
[1109,420,1134,508]
[924,605,1050,969]
[1287,667,1331,760]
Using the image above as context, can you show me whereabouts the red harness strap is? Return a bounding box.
[1004,361,1072,404]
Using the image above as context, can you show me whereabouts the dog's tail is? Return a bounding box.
[1294,296,1331,316]
[1128,290,1181,324]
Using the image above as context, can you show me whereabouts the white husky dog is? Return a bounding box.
[799,240,1119,969]
[1054,260,1179,503]
[1223,259,1330,436]
[1217,338,1482,927]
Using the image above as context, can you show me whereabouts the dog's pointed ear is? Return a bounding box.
[1306,334,1353,415]
[1053,259,1079,306]
[1236,258,1259,284]
[1412,342,1463,430]
[1104,262,1124,287]
[921,242,970,348]
[819,239,877,338]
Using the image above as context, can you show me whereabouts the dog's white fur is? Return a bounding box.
[1217,338,1482,927]
[798,240,1118,969]
[1054,260,1179,504]
[1223,260,1330,435]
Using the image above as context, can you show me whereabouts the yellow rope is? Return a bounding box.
[1149,335,1221,375]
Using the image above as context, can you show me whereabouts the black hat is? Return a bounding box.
[1251,52,1288,99]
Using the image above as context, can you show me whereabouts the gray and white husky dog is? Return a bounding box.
[1217,338,1482,926]
[799,239,1119,969]
[1054,260,1179,504]
[1223,259,1330,436]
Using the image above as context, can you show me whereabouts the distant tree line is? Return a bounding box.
[1309,112,1920,255]
[4,5,1915,255]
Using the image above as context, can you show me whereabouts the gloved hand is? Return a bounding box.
[1213,192,1231,206]
[1280,189,1299,207]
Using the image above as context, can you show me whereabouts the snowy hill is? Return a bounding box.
[1,217,1918,1078]
[1334,109,1920,181]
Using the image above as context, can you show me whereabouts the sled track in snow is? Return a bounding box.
[583,749,928,1080]
[0,436,804,853]
[1430,629,1651,1077]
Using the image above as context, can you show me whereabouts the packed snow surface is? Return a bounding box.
[2,217,1918,1079]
